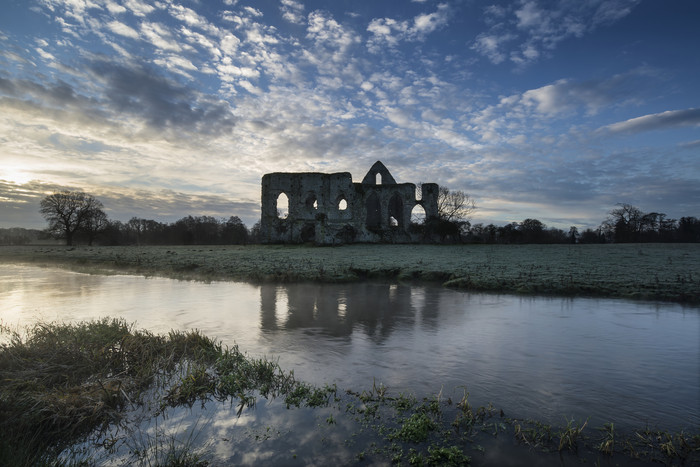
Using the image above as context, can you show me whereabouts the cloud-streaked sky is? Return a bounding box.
[1,0,699,230]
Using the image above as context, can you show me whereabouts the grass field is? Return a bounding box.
[1,243,699,303]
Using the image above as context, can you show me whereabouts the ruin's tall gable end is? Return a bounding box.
[260,161,439,244]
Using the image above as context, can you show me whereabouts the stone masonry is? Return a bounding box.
[260,161,439,244]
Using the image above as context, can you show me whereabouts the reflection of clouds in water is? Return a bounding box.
[133,400,363,465]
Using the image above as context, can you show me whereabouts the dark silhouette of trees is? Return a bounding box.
[415,186,476,242]
[678,217,700,242]
[36,190,252,246]
[607,204,642,242]
[39,191,106,246]
[31,192,697,246]
[437,187,476,223]
[519,218,546,243]
[568,226,579,244]
[0,228,53,245]
[82,208,109,246]
[222,216,249,244]
[95,215,252,246]
[249,221,262,243]
[578,228,605,244]
[597,204,697,243]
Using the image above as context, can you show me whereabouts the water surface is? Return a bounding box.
[1,264,698,431]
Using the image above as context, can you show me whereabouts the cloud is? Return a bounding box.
[86,59,236,136]
[35,47,56,61]
[123,0,156,17]
[107,20,140,39]
[0,56,236,141]
[469,69,658,144]
[474,0,642,66]
[601,108,700,135]
[0,179,261,229]
[471,32,515,64]
[140,22,182,52]
[307,10,361,56]
[280,0,305,25]
[105,1,126,15]
[367,3,450,52]
[593,0,642,25]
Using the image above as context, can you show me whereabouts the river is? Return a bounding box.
[2,263,698,434]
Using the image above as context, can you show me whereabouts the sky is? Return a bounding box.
[1,0,699,231]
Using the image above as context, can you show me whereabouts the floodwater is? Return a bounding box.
[1,264,699,463]
[2,263,698,431]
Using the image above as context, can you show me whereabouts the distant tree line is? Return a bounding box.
[33,190,255,246]
[10,191,698,246]
[459,204,699,244]
[0,228,55,245]
[100,215,254,245]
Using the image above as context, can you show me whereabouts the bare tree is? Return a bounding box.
[437,186,476,223]
[40,191,106,246]
[603,203,643,242]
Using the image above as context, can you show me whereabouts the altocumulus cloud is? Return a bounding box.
[1,0,698,230]
[87,59,236,137]
[0,58,236,141]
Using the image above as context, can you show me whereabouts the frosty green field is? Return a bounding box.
[1,243,698,303]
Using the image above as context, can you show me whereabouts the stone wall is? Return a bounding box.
[260,161,439,244]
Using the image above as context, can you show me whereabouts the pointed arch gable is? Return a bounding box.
[361,161,397,185]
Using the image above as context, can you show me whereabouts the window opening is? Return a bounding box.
[376,173,382,185]
[411,204,426,224]
[338,198,348,211]
[276,192,289,219]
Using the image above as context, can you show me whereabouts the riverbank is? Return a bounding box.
[1,243,699,303]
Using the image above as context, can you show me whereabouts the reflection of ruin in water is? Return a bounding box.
[260,161,439,244]
[260,283,442,339]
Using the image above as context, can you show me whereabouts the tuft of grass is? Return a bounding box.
[0,319,292,465]
[0,318,195,464]
[596,422,615,455]
[513,420,553,449]
[391,413,437,443]
[425,445,471,466]
[557,417,588,452]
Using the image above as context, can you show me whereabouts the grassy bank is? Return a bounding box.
[1,243,699,303]
[2,320,698,466]
[0,319,330,465]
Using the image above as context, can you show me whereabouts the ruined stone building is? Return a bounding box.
[260,161,439,244]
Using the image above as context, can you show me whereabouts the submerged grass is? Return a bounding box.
[2,243,699,303]
[0,319,323,465]
[0,318,220,464]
